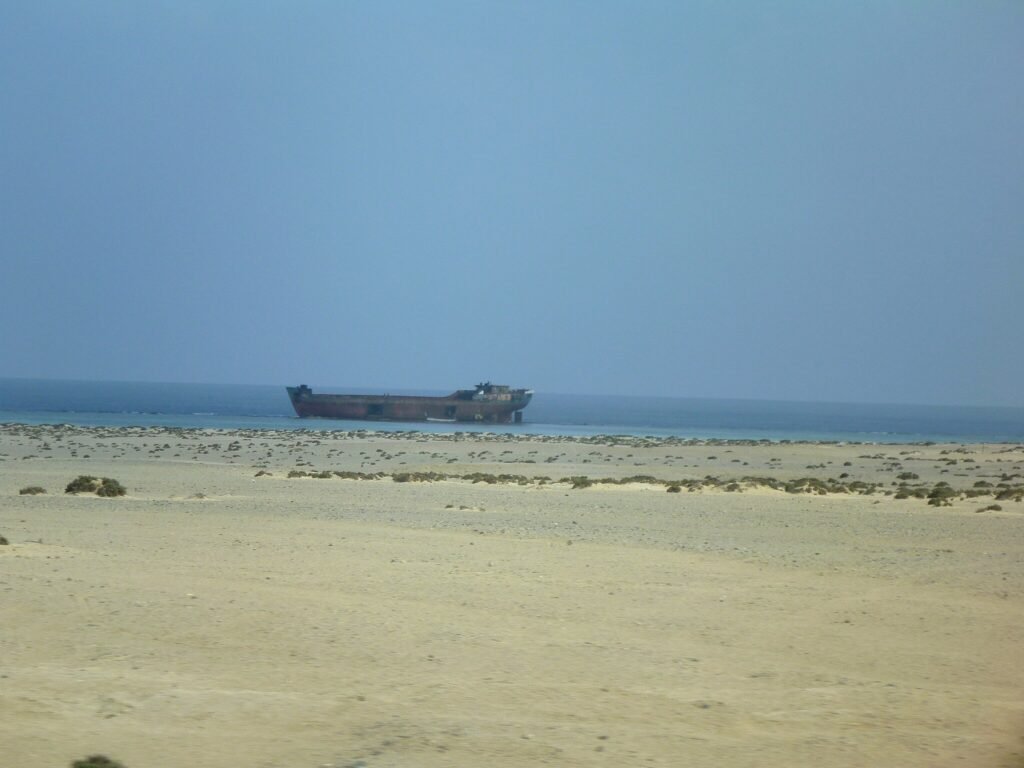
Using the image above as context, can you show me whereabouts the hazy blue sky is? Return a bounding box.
[2,2,1021,405]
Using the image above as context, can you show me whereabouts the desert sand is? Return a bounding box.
[2,424,1023,767]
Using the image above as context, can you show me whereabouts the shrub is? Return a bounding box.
[65,476,126,497]
[617,475,660,485]
[333,470,384,480]
[896,472,919,481]
[19,486,46,495]
[994,487,1023,502]
[72,757,127,768]
[927,484,957,507]
[0,534,8,545]
[784,477,831,495]
[65,475,100,494]
[976,504,1003,513]
[928,485,957,500]
[96,478,126,497]
[666,484,682,493]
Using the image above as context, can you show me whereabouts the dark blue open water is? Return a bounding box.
[1,378,1022,443]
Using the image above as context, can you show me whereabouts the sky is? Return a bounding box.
[1,1,1022,406]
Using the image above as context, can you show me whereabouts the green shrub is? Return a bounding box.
[896,472,919,480]
[666,484,682,493]
[19,486,46,495]
[72,757,127,768]
[65,475,99,494]
[994,487,1023,502]
[784,477,830,495]
[926,484,957,506]
[96,478,126,497]
[0,534,8,545]
[616,475,660,485]
[65,476,126,497]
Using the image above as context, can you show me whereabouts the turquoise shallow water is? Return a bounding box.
[1,378,1022,443]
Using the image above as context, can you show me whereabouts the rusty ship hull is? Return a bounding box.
[286,383,533,424]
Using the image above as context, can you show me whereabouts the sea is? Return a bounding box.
[1,378,1023,444]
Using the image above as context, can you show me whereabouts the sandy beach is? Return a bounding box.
[2,424,1023,767]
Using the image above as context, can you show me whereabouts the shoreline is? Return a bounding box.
[5,420,1024,447]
